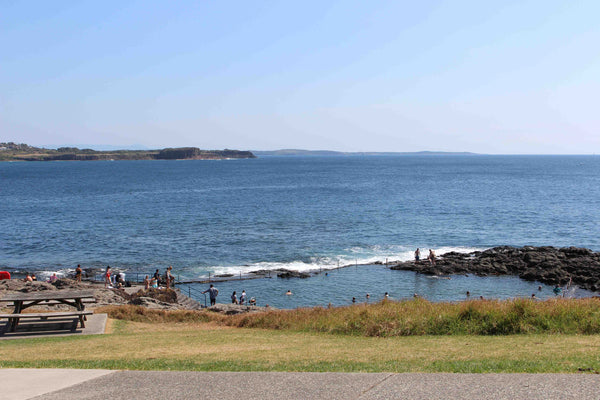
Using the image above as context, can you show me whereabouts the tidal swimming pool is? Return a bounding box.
[180,264,594,309]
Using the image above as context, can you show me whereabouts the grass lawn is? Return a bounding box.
[1,319,599,373]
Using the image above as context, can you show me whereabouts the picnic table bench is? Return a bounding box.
[0,311,94,332]
[0,290,96,333]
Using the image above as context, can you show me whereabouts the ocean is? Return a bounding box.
[1,155,598,307]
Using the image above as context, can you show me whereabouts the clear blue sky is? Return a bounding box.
[2,0,599,153]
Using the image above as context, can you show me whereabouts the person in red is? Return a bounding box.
[104,266,112,288]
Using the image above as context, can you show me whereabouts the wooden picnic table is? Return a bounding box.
[0,290,95,332]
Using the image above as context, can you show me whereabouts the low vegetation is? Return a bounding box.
[99,304,213,323]
[101,298,600,336]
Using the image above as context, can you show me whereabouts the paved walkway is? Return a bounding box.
[2,369,600,400]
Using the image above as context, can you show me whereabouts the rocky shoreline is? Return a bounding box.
[0,279,190,310]
[0,279,272,314]
[390,246,600,292]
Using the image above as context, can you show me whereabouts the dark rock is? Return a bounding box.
[129,297,180,309]
[19,282,57,292]
[276,269,311,279]
[130,288,177,303]
[390,246,600,291]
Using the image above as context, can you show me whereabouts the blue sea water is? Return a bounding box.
[1,155,599,307]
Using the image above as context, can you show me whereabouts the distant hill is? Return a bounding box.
[252,149,479,156]
[40,144,152,151]
[0,142,256,161]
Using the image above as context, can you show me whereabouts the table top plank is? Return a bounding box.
[0,290,96,302]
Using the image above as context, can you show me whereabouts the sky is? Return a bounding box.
[1,1,599,154]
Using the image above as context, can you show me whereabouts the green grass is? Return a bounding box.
[2,299,600,373]
[1,319,599,373]
[2,358,597,373]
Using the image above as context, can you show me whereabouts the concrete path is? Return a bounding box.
[0,369,113,400]
[2,369,599,400]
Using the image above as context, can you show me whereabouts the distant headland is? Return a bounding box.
[0,143,256,161]
[252,149,478,156]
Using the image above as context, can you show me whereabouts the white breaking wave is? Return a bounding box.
[35,270,68,280]
[195,246,488,279]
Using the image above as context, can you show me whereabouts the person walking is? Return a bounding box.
[203,284,219,306]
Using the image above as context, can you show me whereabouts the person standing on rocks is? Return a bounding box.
[75,264,82,282]
[428,249,436,266]
[414,248,420,262]
[203,284,219,306]
[104,266,112,288]
[165,266,174,289]
[239,290,247,305]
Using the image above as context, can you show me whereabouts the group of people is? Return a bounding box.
[229,289,248,305]
[22,264,83,284]
[104,266,128,288]
[23,272,60,283]
[200,284,256,307]
[23,273,37,282]
[414,248,436,265]
[142,266,176,290]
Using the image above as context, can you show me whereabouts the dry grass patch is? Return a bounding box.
[96,298,600,337]
[222,297,600,336]
[95,305,219,324]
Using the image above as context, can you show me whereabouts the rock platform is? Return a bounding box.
[391,246,600,291]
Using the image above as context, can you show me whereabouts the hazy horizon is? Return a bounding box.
[4,142,596,156]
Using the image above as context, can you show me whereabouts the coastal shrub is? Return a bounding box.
[223,298,600,336]
[100,298,600,336]
[97,305,215,323]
